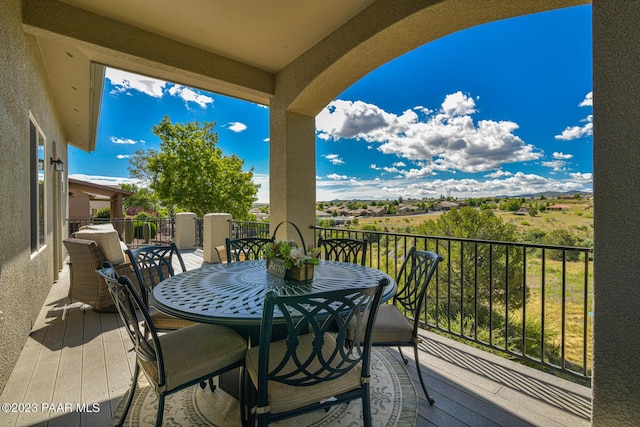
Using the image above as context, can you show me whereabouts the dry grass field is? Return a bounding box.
[356,198,593,241]
[354,198,594,377]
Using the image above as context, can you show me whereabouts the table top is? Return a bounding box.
[150,259,396,326]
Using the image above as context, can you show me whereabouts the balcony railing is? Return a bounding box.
[69,217,176,247]
[232,220,593,385]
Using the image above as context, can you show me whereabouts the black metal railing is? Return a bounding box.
[230,220,270,239]
[309,224,593,384]
[142,218,592,384]
[195,217,204,248]
[69,217,176,247]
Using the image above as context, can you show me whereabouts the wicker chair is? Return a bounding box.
[63,238,138,312]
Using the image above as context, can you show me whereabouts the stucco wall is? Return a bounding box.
[592,1,640,425]
[0,0,67,393]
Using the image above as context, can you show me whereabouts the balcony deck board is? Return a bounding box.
[0,249,591,426]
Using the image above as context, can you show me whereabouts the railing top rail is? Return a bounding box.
[310,225,593,253]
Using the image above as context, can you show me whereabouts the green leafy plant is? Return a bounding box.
[265,240,321,269]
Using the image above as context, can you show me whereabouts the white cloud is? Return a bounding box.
[555,93,594,140]
[327,173,349,180]
[106,68,214,109]
[168,85,214,108]
[553,152,573,160]
[111,136,140,145]
[116,154,130,159]
[484,169,513,178]
[263,137,270,142]
[317,92,541,175]
[324,154,344,165]
[441,91,477,116]
[555,115,593,140]
[579,91,593,107]
[106,68,166,98]
[542,160,567,172]
[228,122,248,133]
[315,171,592,201]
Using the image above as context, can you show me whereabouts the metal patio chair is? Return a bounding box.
[350,246,443,405]
[98,264,247,427]
[225,237,274,262]
[243,279,387,426]
[317,236,368,265]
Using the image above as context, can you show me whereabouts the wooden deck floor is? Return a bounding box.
[0,249,592,426]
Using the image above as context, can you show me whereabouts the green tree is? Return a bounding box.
[120,183,158,213]
[129,117,259,219]
[416,207,526,328]
[501,198,522,212]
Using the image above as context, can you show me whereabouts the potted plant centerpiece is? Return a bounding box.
[265,222,321,281]
[265,239,321,281]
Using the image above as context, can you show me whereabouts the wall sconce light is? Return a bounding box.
[50,157,64,172]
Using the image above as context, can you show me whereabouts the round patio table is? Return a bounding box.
[150,259,395,398]
[150,259,396,327]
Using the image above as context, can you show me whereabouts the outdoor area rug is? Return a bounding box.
[113,347,417,426]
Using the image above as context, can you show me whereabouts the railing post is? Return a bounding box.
[203,213,232,263]
[174,212,197,250]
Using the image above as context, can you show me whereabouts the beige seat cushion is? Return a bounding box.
[348,304,414,343]
[139,323,246,393]
[73,228,126,265]
[149,307,196,330]
[246,333,362,414]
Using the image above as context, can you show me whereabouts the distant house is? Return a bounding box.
[68,178,134,221]
[434,201,459,211]
[547,204,571,211]
[367,206,386,217]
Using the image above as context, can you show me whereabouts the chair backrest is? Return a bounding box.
[255,279,386,398]
[394,247,443,330]
[215,245,228,263]
[98,263,166,385]
[125,243,186,306]
[317,237,368,265]
[225,237,274,262]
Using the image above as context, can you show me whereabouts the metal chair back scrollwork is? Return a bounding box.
[244,279,387,426]
[317,236,368,265]
[225,237,274,262]
[125,243,186,306]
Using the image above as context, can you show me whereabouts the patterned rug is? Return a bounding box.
[113,348,417,426]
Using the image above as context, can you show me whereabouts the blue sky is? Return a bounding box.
[69,5,592,203]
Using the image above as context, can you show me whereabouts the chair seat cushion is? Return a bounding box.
[245,333,362,413]
[149,307,196,330]
[348,304,414,343]
[139,323,246,393]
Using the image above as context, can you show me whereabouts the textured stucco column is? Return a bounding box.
[203,213,232,263]
[174,212,196,250]
[592,1,640,425]
[269,101,316,246]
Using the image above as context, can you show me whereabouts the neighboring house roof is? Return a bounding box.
[68,178,135,198]
[68,178,134,220]
[547,204,571,210]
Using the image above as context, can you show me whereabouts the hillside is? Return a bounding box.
[353,198,593,243]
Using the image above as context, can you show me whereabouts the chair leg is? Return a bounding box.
[413,344,435,405]
[155,394,165,427]
[116,363,139,427]
[362,383,373,427]
[398,346,408,364]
